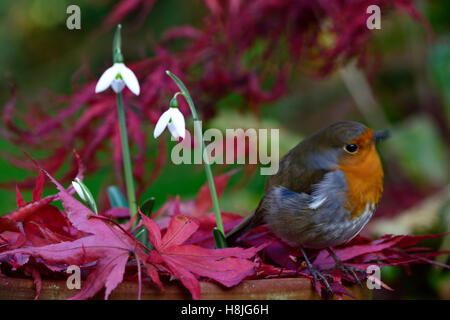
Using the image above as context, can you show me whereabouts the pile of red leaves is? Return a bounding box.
[0,169,263,300]
[0,169,448,299]
[2,0,431,195]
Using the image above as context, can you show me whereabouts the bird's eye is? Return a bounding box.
[344,144,358,153]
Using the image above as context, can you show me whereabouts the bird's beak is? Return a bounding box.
[374,130,390,143]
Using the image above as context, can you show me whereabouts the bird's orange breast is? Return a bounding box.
[337,129,384,219]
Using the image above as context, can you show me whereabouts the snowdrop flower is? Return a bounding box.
[95,24,140,96]
[153,105,186,140]
[95,62,140,95]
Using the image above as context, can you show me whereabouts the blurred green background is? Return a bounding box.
[0,0,449,299]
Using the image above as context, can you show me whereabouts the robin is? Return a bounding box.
[226,121,389,294]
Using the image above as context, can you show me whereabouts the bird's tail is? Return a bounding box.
[226,214,254,244]
[226,205,265,244]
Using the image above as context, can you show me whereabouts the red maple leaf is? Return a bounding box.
[1,169,80,249]
[141,212,263,299]
[0,170,152,300]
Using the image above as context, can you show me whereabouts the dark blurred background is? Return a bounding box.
[0,0,448,299]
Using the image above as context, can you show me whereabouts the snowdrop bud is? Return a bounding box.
[72,180,86,201]
[72,178,98,214]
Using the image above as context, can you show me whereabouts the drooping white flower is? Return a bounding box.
[153,107,186,139]
[95,63,140,95]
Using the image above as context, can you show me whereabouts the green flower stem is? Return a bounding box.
[116,92,137,223]
[166,71,226,241]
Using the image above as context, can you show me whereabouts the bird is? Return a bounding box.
[226,121,389,294]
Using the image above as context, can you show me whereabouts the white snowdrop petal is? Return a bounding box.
[119,64,140,96]
[175,124,185,140]
[111,79,125,93]
[95,65,119,93]
[170,108,185,139]
[72,181,86,201]
[168,122,180,139]
[153,109,172,138]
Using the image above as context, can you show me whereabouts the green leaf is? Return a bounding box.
[213,228,227,249]
[134,197,156,251]
[107,186,128,208]
[134,226,153,252]
[140,197,156,216]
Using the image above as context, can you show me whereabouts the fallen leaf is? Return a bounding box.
[141,213,263,299]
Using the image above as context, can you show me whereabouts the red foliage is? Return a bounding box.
[0,167,448,299]
[225,224,449,297]
[142,213,263,299]
[1,169,82,249]
[0,169,263,300]
[1,0,429,194]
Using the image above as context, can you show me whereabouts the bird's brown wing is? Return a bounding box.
[226,142,328,244]
[265,144,327,195]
